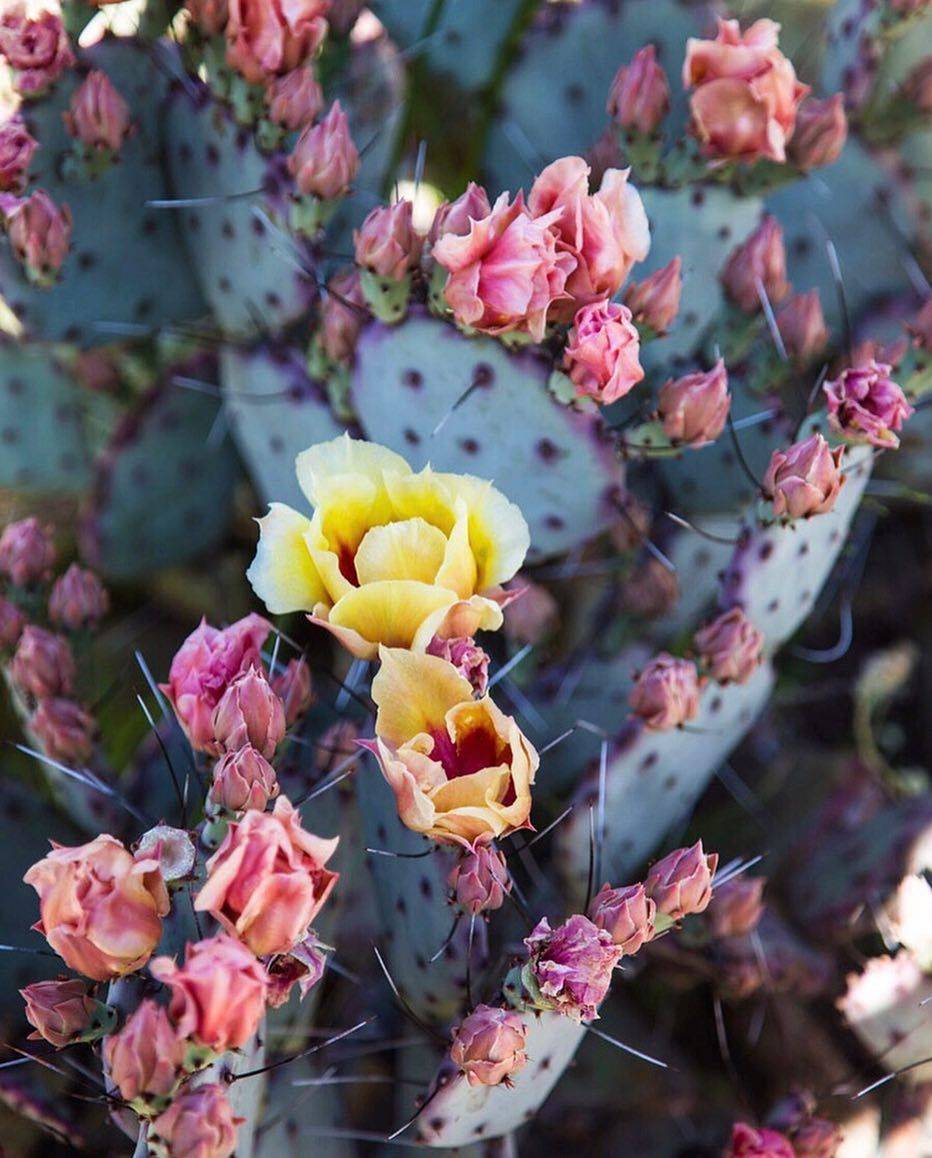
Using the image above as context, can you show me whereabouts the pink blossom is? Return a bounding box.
[0,517,54,585]
[210,744,280,813]
[10,625,75,700]
[824,360,914,448]
[226,0,328,84]
[448,839,510,916]
[564,299,644,404]
[48,564,109,631]
[426,635,490,695]
[0,6,74,98]
[149,1083,240,1158]
[103,1000,185,1106]
[211,665,286,758]
[523,914,622,1022]
[428,182,491,246]
[21,978,97,1048]
[727,1123,795,1158]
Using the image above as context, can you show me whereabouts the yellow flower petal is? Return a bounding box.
[384,467,457,536]
[410,594,504,653]
[435,473,530,589]
[354,518,449,586]
[246,503,327,614]
[372,646,474,747]
[311,472,394,562]
[434,498,478,599]
[327,580,459,653]
[295,433,410,507]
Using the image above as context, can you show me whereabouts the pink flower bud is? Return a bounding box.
[149,1083,240,1158]
[905,58,932,113]
[606,45,670,135]
[212,666,286,758]
[792,1118,843,1157]
[225,0,328,84]
[195,796,338,956]
[264,930,328,1007]
[523,914,622,1022]
[503,578,559,646]
[11,625,75,700]
[428,182,492,246]
[629,653,700,731]
[21,978,96,1048]
[354,198,421,280]
[824,360,914,449]
[0,6,74,98]
[588,882,656,955]
[288,101,359,200]
[270,656,314,725]
[707,876,765,938]
[48,564,109,631]
[103,1000,185,1106]
[265,66,323,131]
[564,300,644,405]
[24,834,169,980]
[621,557,679,620]
[1,189,72,284]
[186,0,229,35]
[150,933,268,1053]
[646,840,719,920]
[0,115,37,193]
[658,359,730,447]
[0,596,25,649]
[763,433,845,519]
[789,94,848,170]
[160,613,270,754]
[693,608,764,685]
[450,1005,528,1087]
[623,257,682,334]
[318,267,366,364]
[727,1123,795,1158]
[210,744,279,813]
[448,840,510,916]
[0,517,55,586]
[29,698,95,765]
[64,70,132,154]
[426,635,490,696]
[721,217,789,313]
[776,290,828,361]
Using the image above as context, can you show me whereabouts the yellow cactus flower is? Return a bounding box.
[367,647,538,846]
[246,435,530,659]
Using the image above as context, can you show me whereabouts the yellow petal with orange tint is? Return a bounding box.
[327,580,459,652]
[372,646,473,747]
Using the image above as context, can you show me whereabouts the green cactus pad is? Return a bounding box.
[416,1010,587,1147]
[81,375,240,579]
[718,434,874,655]
[557,660,775,901]
[351,312,624,562]
[1,38,206,346]
[164,85,317,338]
[219,343,345,512]
[484,0,710,191]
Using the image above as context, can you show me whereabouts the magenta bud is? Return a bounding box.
[658,358,730,447]
[426,635,490,696]
[0,6,74,98]
[0,517,55,586]
[624,257,682,334]
[629,653,700,731]
[789,94,848,170]
[776,290,828,362]
[354,198,421,280]
[727,1123,795,1158]
[288,100,359,200]
[21,978,96,1048]
[763,433,845,519]
[265,66,323,131]
[210,744,279,813]
[271,657,314,725]
[29,697,95,764]
[824,360,914,449]
[707,876,765,938]
[523,914,622,1022]
[564,300,644,405]
[1,188,72,285]
[48,564,109,631]
[0,114,37,194]
[450,1004,528,1087]
[11,625,75,700]
[588,882,656,955]
[0,596,24,649]
[606,45,670,135]
[448,839,510,916]
[646,841,719,921]
[211,666,286,758]
[721,216,790,313]
[693,608,764,685]
[64,69,132,154]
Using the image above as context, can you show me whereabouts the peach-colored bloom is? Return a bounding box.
[266,66,323,130]
[354,198,421,279]
[368,647,537,846]
[149,1083,240,1158]
[721,216,789,312]
[226,0,328,83]
[24,835,169,980]
[0,115,37,194]
[450,1005,527,1087]
[606,45,670,135]
[683,18,809,162]
[21,978,97,1048]
[527,156,650,319]
[195,797,338,956]
[623,257,682,334]
[159,613,270,753]
[247,435,529,659]
[658,359,730,446]
[103,1000,185,1106]
[1,189,72,284]
[433,190,575,340]
[564,299,644,404]
[150,933,268,1053]
[762,433,845,519]
[0,6,74,97]
[64,70,132,153]
[288,100,358,199]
